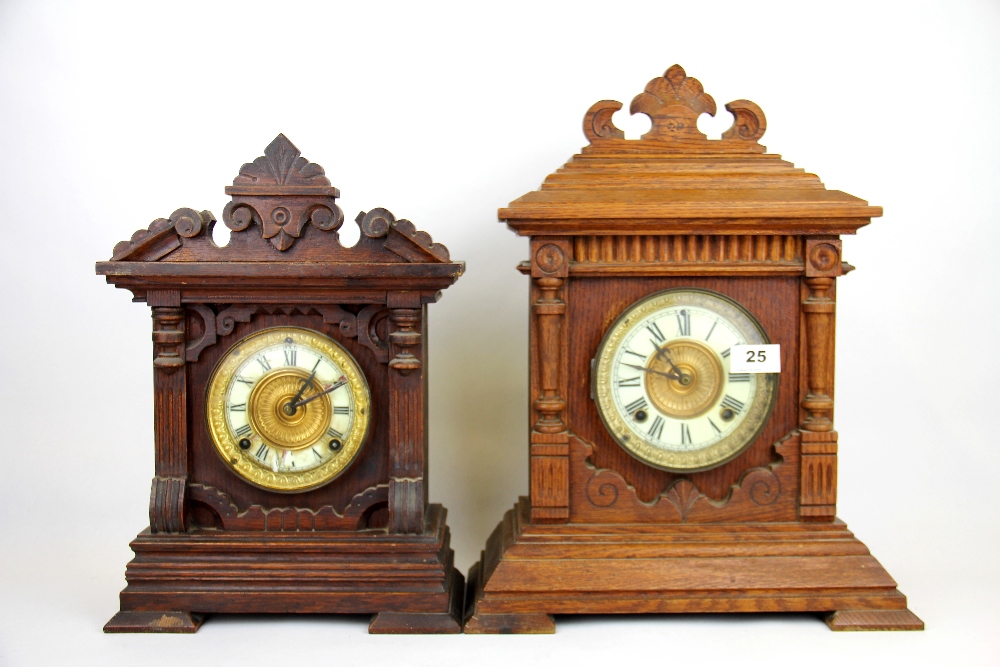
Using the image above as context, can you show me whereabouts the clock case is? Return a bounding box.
[464,66,922,633]
[96,135,465,633]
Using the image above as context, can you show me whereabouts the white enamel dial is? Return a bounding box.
[206,327,370,493]
[593,289,776,472]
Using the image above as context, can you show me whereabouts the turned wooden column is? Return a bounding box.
[799,238,843,520]
[148,289,187,533]
[387,292,425,533]
[529,238,571,523]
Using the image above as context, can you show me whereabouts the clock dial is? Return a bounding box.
[593,288,777,472]
[206,327,371,492]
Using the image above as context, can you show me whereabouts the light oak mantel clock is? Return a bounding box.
[464,65,923,633]
[97,134,464,633]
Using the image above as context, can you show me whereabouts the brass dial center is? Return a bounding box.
[645,339,723,419]
[247,369,331,450]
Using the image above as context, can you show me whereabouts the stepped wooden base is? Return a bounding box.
[464,498,922,633]
[105,504,463,634]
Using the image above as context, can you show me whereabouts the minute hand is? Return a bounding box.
[652,342,688,380]
[291,376,347,409]
[620,362,682,381]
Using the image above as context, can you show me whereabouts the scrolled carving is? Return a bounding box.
[583,100,625,142]
[309,204,344,232]
[187,483,389,531]
[171,207,210,238]
[314,305,358,337]
[358,305,390,363]
[577,65,769,150]
[359,208,393,238]
[742,468,781,506]
[586,477,621,507]
[222,135,344,252]
[222,202,255,231]
[185,304,218,362]
[216,304,258,336]
[721,100,767,142]
[573,432,798,522]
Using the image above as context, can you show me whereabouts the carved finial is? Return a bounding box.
[629,64,717,140]
[582,65,767,146]
[233,134,332,188]
[224,134,344,251]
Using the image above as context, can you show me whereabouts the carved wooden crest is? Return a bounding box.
[583,64,766,146]
[108,134,453,264]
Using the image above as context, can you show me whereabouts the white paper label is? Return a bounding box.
[729,344,781,373]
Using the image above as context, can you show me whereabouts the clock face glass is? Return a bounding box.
[205,327,371,493]
[593,288,777,473]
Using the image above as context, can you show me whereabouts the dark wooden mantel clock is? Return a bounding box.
[97,134,465,634]
[464,65,923,633]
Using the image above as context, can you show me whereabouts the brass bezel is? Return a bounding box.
[205,326,371,493]
[593,288,777,473]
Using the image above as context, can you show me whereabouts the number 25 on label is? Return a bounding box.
[729,344,781,373]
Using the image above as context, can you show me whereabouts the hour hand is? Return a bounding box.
[620,362,682,381]
[291,376,348,409]
[651,342,690,381]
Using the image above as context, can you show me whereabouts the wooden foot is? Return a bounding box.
[369,611,462,634]
[464,612,556,634]
[104,611,204,633]
[825,609,924,631]
[369,569,464,634]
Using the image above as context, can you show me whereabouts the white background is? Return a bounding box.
[1,1,998,665]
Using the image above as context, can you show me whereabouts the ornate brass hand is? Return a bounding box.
[651,342,692,386]
[620,362,683,381]
[283,362,320,415]
[290,376,348,409]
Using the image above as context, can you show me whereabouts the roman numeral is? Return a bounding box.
[236,376,254,386]
[230,403,246,412]
[728,373,751,382]
[255,443,269,460]
[676,310,691,337]
[708,417,721,434]
[326,427,343,439]
[283,349,297,366]
[624,397,648,414]
[312,448,323,460]
[623,349,646,361]
[234,424,252,437]
[648,416,665,440]
[256,356,271,372]
[705,320,718,342]
[646,321,665,343]
[680,422,692,444]
[721,348,731,358]
[333,406,350,415]
[721,395,745,413]
[618,376,641,388]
